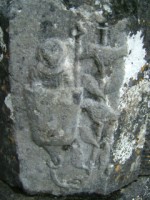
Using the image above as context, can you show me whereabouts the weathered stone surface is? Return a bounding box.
[0,0,149,197]
[0,12,20,187]
[0,180,122,200]
[119,177,150,200]
[0,177,150,200]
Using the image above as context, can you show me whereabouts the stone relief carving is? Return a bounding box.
[2,0,148,196]
[23,4,127,190]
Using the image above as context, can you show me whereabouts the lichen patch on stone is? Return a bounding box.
[120,31,146,97]
[124,31,146,84]
[136,123,147,149]
[113,132,136,165]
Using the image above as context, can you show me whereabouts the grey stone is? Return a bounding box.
[0,177,150,200]
[0,0,149,197]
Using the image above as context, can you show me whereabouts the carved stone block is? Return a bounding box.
[0,0,149,196]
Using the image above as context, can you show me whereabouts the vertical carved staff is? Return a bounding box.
[72,21,86,88]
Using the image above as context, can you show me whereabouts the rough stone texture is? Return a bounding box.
[119,177,150,200]
[137,0,150,176]
[0,177,150,200]
[0,0,9,16]
[0,0,149,198]
[0,11,20,187]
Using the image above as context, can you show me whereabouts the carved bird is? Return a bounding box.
[79,126,99,148]
[81,98,119,124]
[82,74,105,101]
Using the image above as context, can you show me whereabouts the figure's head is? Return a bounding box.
[37,38,67,74]
[32,38,75,88]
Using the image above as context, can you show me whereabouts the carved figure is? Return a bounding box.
[24,37,85,188]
